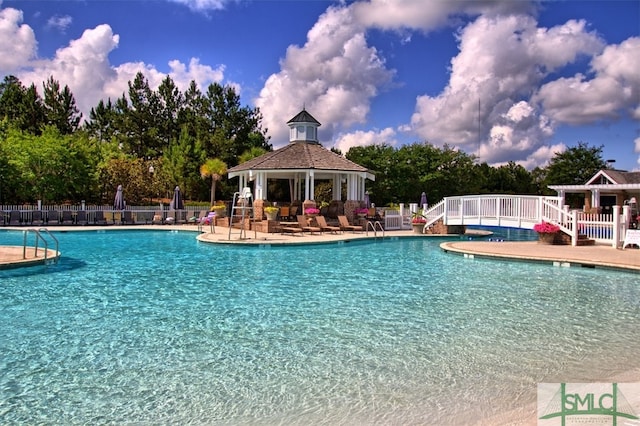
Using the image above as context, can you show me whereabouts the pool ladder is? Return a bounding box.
[23,228,60,264]
[365,221,385,238]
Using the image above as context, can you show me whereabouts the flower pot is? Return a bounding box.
[537,232,557,244]
[412,224,424,234]
[265,211,278,221]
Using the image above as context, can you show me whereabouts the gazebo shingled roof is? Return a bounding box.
[227,142,369,173]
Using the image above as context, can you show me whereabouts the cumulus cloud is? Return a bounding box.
[1,14,225,120]
[254,5,394,148]
[409,14,604,168]
[332,127,397,154]
[535,37,640,124]
[0,6,37,71]
[168,0,231,13]
[351,0,533,32]
[46,14,72,32]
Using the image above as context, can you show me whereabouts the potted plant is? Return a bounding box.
[210,204,226,218]
[411,213,427,234]
[304,207,320,217]
[355,207,369,218]
[264,206,279,221]
[533,221,560,244]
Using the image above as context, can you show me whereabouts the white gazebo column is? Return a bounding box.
[592,189,600,209]
[295,175,301,201]
[332,175,341,201]
[255,172,266,200]
[309,170,315,201]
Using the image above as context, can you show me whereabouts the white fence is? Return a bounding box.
[420,195,631,248]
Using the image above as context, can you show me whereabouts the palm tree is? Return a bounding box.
[200,158,227,205]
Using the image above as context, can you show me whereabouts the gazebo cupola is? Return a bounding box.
[287,108,320,144]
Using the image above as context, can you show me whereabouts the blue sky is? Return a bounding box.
[1,0,638,171]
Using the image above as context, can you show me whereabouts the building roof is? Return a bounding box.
[286,109,321,126]
[549,169,640,192]
[588,169,640,185]
[228,141,369,174]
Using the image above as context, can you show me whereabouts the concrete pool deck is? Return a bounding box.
[0,224,639,272]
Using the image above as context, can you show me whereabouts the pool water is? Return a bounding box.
[1,230,639,425]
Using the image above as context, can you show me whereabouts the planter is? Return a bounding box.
[537,232,557,245]
[412,223,425,234]
[211,208,226,218]
[265,211,278,221]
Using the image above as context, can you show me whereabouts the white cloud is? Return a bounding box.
[332,127,397,154]
[535,37,640,124]
[168,0,230,13]
[46,14,72,33]
[351,0,533,32]
[2,16,226,120]
[254,5,394,148]
[0,6,37,72]
[409,14,604,167]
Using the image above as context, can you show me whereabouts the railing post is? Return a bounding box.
[612,205,621,249]
[443,197,448,225]
[571,210,579,246]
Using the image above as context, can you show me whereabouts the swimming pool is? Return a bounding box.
[1,230,639,424]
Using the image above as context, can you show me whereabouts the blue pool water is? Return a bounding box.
[1,230,639,425]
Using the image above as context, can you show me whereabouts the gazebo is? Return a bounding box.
[227,108,375,219]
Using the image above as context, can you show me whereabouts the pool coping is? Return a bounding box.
[440,240,640,273]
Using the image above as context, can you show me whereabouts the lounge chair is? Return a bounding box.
[296,215,322,234]
[62,210,74,225]
[338,215,362,233]
[94,211,108,225]
[279,206,290,220]
[122,210,135,225]
[31,210,45,226]
[280,222,304,235]
[9,210,22,226]
[76,210,88,225]
[151,211,164,225]
[316,215,341,234]
[174,210,187,225]
[288,205,298,220]
[189,210,208,224]
[47,211,61,225]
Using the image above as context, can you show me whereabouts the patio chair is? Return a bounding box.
[188,210,207,224]
[338,215,362,233]
[62,210,74,225]
[288,205,298,220]
[151,211,164,225]
[316,215,341,234]
[76,210,88,225]
[94,211,108,225]
[296,215,322,234]
[31,210,45,226]
[280,222,304,235]
[122,210,135,225]
[47,211,61,225]
[9,210,22,226]
[279,206,290,220]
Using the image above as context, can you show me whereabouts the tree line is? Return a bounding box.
[0,73,607,207]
